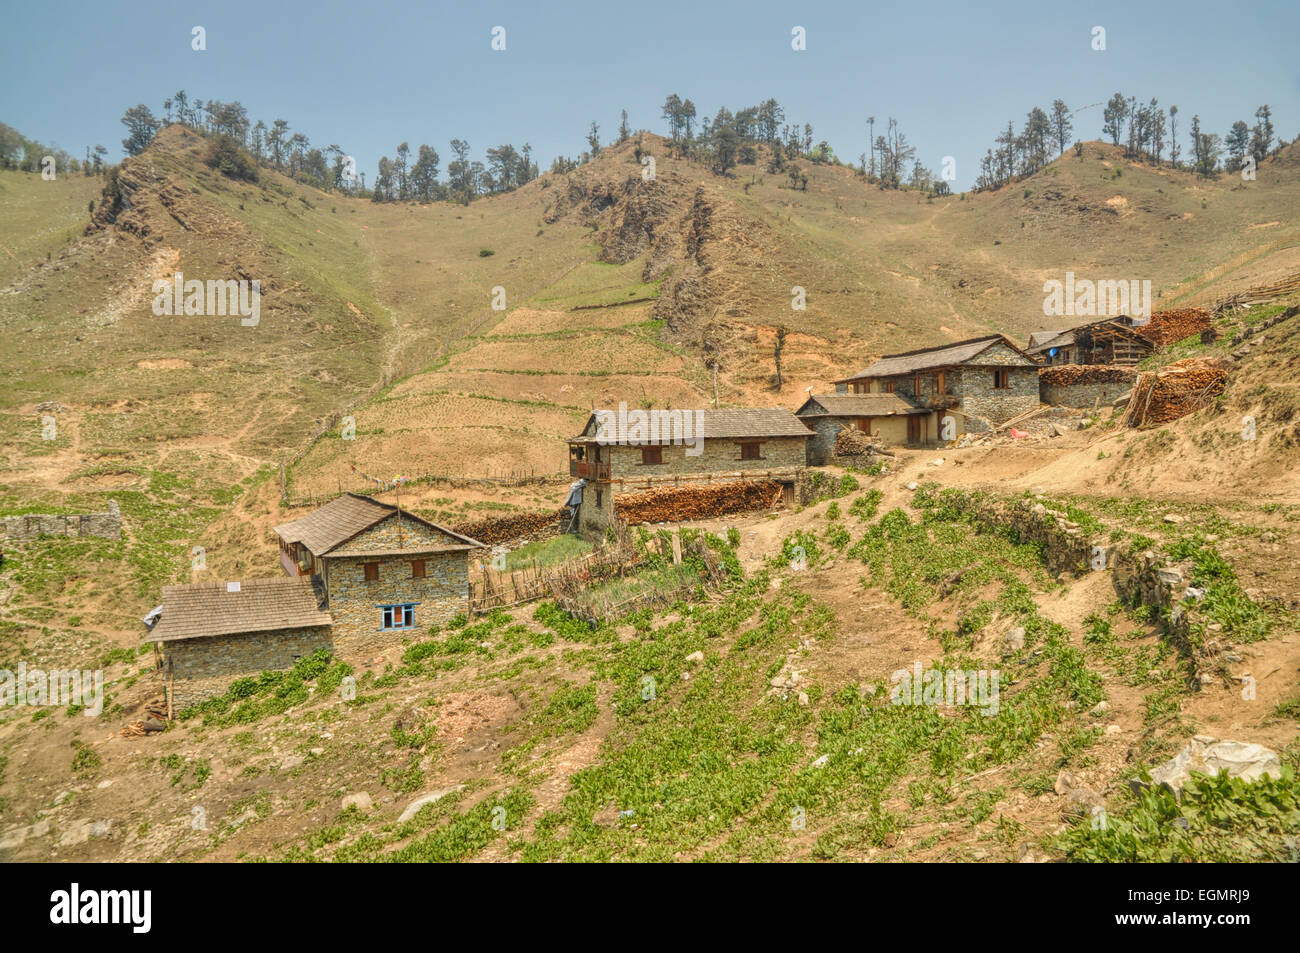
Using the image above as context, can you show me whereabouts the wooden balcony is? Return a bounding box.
[570,459,611,481]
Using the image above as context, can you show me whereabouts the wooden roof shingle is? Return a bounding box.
[148,577,332,643]
[834,334,1036,382]
[274,493,484,557]
[795,393,926,417]
[572,407,812,443]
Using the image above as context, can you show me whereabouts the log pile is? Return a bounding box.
[451,508,566,545]
[1135,308,1213,347]
[121,698,169,736]
[1039,364,1136,386]
[614,480,783,525]
[1124,358,1229,427]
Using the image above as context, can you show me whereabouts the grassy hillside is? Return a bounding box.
[1,122,1298,863]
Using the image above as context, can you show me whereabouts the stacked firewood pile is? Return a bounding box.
[614,480,783,525]
[451,508,566,544]
[1124,358,1229,427]
[121,698,169,736]
[1135,308,1213,347]
[834,426,895,457]
[1039,364,1136,385]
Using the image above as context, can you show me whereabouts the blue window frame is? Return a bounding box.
[379,603,417,630]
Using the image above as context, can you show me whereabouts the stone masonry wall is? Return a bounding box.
[803,416,841,465]
[602,435,807,481]
[163,625,334,710]
[326,550,469,657]
[1041,380,1132,409]
[957,366,1040,425]
[1,500,121,541]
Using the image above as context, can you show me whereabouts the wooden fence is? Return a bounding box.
[468,525,730,622]
[468,534,643,614]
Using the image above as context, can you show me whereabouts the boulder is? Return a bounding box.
[341,792,373,813]
[1132,735,1282,797]
[1003,626,1026,652]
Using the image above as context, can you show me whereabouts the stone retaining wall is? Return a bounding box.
[1,501,121,541]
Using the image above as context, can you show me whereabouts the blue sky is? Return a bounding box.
[2,0,1297,190]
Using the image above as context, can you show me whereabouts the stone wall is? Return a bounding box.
[941,490,1212,671]
[957,366,1040,425]
[1,500,121,541]
[325,549,469,657]
[802,415,841,465]
[800,414,942,458]
[1041,380,1132,409]
[576,483,617,537]
[163,625,334,710]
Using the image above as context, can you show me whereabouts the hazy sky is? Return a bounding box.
[2,0,1297,190]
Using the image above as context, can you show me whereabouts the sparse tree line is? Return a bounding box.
[0,120,108,176]
[372,139,539,205]
[114,93,544,204]
[975,96,1288,190]
[658,94,858,184]
[859,116,945,195]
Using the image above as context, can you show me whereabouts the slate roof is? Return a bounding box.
[571,408,812,443]
[274,493,484,557]
[795,393,927,417]
[148,577,332,643]
[1027,329,1075,351]
[834,335,1036,382]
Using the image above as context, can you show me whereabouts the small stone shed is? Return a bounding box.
[794,392,935,462]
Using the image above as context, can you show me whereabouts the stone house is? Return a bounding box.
[794,393,936,462]
[146,494,485,710]
[832,334,1040,431]
[566,407,811,535]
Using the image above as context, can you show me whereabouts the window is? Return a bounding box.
[641,446,663,465]
[883,381,895,394]
[914,375,923,396]
[363,562,379,582]
[380,603,415,630]
[595,489,603,508]
[936,371,946,394]
[993,369,1010,389]
[411,559,426,579]
[739,442,762,461]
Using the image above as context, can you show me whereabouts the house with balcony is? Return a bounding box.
[566,407,812,535]
[145,494,485,710]
[832,334,1040,431]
